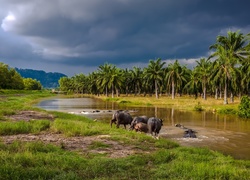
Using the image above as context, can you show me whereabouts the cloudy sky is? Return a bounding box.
[0,0,250,77]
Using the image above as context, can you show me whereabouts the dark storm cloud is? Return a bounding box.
[0,0,250,76]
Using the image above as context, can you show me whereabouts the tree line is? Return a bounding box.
[0,63,42,90]
[59,31,250,104]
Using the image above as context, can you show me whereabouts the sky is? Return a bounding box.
[0,0,250,77]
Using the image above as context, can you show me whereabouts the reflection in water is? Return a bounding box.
[37,97,250,160]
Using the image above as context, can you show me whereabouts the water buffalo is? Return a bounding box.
[183,129,197,138]
[175,123,187,129]
[110,110,133,129]
[147,117,163,138]
[130,116,149,130]
[110,110,124,126]
[134,122,148,133]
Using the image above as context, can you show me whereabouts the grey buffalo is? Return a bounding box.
[110,110,133,129]
[183,129,197,138]
[134,122,148,133]
[147,117,163,138]
[130,116,148,130]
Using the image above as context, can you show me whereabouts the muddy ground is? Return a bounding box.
[1,111,152,158]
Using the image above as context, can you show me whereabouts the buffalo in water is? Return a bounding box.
[183,129,197,138]
[147,117,163,138]
[110,110,133,129]
[175,124,197,138]
[130,116,149,130]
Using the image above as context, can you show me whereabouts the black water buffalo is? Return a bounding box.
[110,110,133,129]
[134,122,148,133]
[147,117,163,137]
[183,129,197,138]
[130,116,149,130]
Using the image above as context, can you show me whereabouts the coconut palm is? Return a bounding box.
[108,66,124,98]
[183,69,201,98]
[96,63,113,97]
[130,66,143,96]
[209,31,249,104]
[165,60,187,99]
[144,58,166,99]
[195,58,212,100]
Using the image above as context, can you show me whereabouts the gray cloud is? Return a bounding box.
[0,0,250,76]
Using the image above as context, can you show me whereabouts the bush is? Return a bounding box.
[238,96,250,118]
[194,102,203,111]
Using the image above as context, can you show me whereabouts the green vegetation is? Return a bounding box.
[0,63,42,90]
[0,91,249,179]
[15,68,67,88]
[58,31,250,107]
[238,96,250,118]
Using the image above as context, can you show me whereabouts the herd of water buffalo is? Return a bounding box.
[110,110,197,138]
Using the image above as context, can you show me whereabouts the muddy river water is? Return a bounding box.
[37,97,250,160]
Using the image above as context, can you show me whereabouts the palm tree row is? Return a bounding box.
[59,31,250,104]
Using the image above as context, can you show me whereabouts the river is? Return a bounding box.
[36,97,250,160]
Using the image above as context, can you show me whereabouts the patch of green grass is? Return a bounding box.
[88,141,111,150]
[218,108,237,114]
[0,120,51,135]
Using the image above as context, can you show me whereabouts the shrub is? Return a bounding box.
[194,102,203,111]
[238,96,250,118]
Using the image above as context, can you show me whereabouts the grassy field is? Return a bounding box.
[92,94,240,114]
[0,90,249,179]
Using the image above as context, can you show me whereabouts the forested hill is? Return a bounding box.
[15,68,67,88]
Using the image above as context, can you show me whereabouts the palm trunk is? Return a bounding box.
[215,87,218,100]
[203,86,207,100]
[172,80,175,99]
[111,83,114,98]
[230,92,234,103]
[155,80,158,99]
[219,84,222,99]
[224,77,228,104]
[105,85,108,97]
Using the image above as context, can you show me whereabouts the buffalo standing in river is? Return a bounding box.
[147,117,163,138]
[130,116,149,130]
[110,110,133,129]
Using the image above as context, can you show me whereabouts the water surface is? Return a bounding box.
[37,97,250,160]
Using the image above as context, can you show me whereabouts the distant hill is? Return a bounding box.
[15,68,67,88]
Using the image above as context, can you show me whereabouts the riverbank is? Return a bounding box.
[92,94,241,114]
[0,90,249,179]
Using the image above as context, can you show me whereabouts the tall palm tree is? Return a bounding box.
[165,60,187,99]
[209,31,249,104]
[144,58,166,99]
[130,67,143,96]
[108,66,124,98]
[121,68,133,96]
[183,69,200,98]
[195,58,212,100]
[96,63,113,97]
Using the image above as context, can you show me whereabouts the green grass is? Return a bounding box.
[0,90,249,179]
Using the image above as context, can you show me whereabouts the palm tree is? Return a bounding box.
[195,58,212,100]
[209,31,249,104]
[144,58,166,99]
[165,60,187,99]
[108,66,124,98]
[183,69,200,98]
[96,63,113,97]
[130,67,143,96]
[121,68,133,96]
